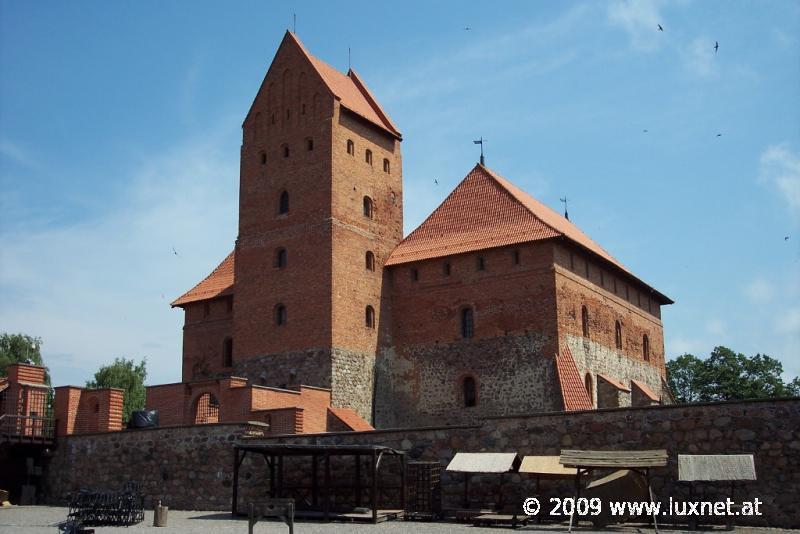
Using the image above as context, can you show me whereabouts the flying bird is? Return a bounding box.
[714,41,719,54]
[464,27,471,31]
[658,24,663,31]
[785,236,790,241]
[716,133,722,137]
[434,179,439,185]
[172,247,178,256]
[643,129,649,133]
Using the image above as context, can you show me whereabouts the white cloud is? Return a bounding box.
[608,0,664,52]
[776,307,800,335]
[0,124,239,387]
[760,144,800,213]
[705,318,727,336]
[0,138,42,171]
[744,277,775,304]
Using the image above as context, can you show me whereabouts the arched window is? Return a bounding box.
[365,305,375,328]
[275,304,287,326]
[365,149,373,165]
[194,393,220,424]
[643,334,650,361]
[306,137,314,151]
[222,337,233,367]
[278,191,289,214]
[365,251,375,271]
[259,151,266,165]
[282,144,290,158]
[274,247,287,269]
[347,139,354,155]
[363,196,373,219]
[383,158,390,173]
[461,307,474,338]
[584,374,593,406]
[463,376,477,407]
[581,306,589,337]
[615,321,622,349]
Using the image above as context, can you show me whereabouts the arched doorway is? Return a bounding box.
[194,393,220,424]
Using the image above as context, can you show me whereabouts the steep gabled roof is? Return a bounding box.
[247,32,400,139]
[327,407,374,432]
[555,345,593,411]
[171,251,234,307]
[632,379,660,402]
[386,163,672,304]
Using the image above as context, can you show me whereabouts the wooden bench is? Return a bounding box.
[248,499,295,534]
[678,454,756,531]
[560,449,668,533]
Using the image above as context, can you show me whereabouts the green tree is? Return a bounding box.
[0,333,45,377]
[667,346,800,403]
[87,357,147,423]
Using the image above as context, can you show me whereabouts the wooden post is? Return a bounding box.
[371,448,378,523]
[400,454,406,514]
[269,455,276,498]
[646,468,659,534]
[464,472,470,509]
[568,468,581,532]
[355,453,362,506]
[323,452,331,522]
[277,454,284,499]
[312,454,319,507]
[231,448,240,516]
[497,473,504,510]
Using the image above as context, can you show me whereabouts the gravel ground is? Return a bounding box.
[0,506,793,534]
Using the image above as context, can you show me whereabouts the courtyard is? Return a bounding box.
[0,506,793,534]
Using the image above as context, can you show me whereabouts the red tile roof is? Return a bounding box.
[328,407,374,432]
[597,373,631,392]
[386,163,671,304]
[171,251,235,307]
[555,345,593,411]
[0,377,7,394]
[631,379,660,402]
[289,33,401,139]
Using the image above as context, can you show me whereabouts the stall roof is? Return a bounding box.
[519,456,578,476]
[234,443,404,456]
[446,452,521,473]
[678,454,756,482]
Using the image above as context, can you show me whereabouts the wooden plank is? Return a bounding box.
[678,455,756,482]
[520,455,577,476]
[559,449,668,468]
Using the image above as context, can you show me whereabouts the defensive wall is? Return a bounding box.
[40,398,800,528]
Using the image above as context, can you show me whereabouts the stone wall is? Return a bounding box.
[41,399,800,528]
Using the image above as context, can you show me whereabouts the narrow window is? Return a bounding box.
[260,151,267,165]
[278,191,289,214]
[365,251,375,271]
[306,137,314,151]
[283,144,290,158]
[513,249,520,265]
[274,247,287,269]
[363,196,374,219]
[226,297,233,313]
[222,337,233,367]
[275,304,287,326]
[615,321,622,349]
[581,305,589,337]
[383,158,390,173]
[461,307,474,338]
[203,302,210,317]
[463,376,477,407]
[347,139,355,155]
[286,108,291,120]
[365,149,373,165]
[584,374,593,406]
[643,335,650,361]
[271,113,276,124]
[477,256,485,271]
[410,268,419,282]
[301,103,306,115]
[365,305,375,328]
[443,262,451,276]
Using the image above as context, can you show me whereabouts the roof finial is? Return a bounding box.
[473,137,485,165]
[348,47,351,71]
[293,13,296,33]
[560,197,569,220]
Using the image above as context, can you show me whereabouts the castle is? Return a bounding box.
[149,32,672,431]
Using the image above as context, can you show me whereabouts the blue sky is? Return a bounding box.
[1,1,798,387]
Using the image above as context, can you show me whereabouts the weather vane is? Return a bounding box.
[473,137,486,165]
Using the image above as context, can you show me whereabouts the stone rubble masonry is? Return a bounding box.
[40,398,800,528]
[53,385,124,436]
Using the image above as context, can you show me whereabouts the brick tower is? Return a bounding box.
[232,32,402,421]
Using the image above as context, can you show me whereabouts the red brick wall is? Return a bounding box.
[54,386,124,436]
[181,297,233,382]
[6,363,46,385]
[145,383,186,427]
[553,241,666,375]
